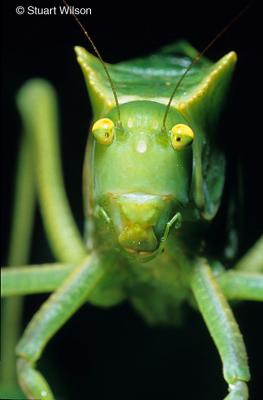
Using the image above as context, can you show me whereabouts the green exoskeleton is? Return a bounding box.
[1,9,263,400]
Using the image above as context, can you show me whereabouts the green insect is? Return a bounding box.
[1,4,263,400]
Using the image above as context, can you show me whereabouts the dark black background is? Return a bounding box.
[1,1,262,399]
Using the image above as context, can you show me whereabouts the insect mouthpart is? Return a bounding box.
[104,193,175,257]
[119,224,158,255]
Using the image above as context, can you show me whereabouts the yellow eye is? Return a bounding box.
[170,124,194,150]
[92,118,115,145]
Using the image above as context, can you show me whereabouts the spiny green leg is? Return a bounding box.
[191,258,250,400]
[16,254,108,400]
[0,133,35,399]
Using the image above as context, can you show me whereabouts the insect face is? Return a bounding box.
[90,101,195,258]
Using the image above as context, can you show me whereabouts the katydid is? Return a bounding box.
[1,3,263,400]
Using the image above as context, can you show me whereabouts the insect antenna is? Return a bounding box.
[62,0,122,125]
[162,2,252,129]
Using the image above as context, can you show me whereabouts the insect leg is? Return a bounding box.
[190,258,250,400]
[233,236,263,273]
[16,253,108,400]
[160,40,200,59]
[1,263,74,297]
[0,134,36,398]
[16,80,86,264]
[217,270,263,301]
